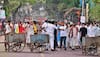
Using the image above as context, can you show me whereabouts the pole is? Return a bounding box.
[86,3,89,22]
[80,0,86,23]
[82,0,84,16]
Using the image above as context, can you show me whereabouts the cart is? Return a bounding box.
[5,33,26,52]
[83,36,100,56]
[30,34,49,52]
[5,33,49,52]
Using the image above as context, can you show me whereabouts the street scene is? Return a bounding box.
[0,0,100,57]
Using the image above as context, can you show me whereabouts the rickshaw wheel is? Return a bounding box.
[9,42,25,52]
[30,43,46,53]
[30,43,38,52]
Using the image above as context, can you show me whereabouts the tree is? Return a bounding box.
[4,0,36,19]
[89,0,100,21]
[4,0,80,19]
[46,0,80,19]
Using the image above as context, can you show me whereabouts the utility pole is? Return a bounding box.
[86,3,89,22]
[80,0,86,23]
[82,0,84,16]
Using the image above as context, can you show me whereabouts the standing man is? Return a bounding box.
[69,24,78,50]
[59,22,67,50]
[42,21,57,51]
[26,22,34,46]
[5,21,12,51]
[79,23,87,53]
[54,22,58,51]
[87,23,95,37]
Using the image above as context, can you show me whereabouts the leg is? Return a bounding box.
[4,42,8,51]
[5,34,9,51]
[49,34,54,50]
[71,38,75,50]
[60,37,63,48]
[54,39,57,50]
[82,37,86,54]
[63,37,67,50]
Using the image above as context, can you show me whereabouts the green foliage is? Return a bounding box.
[46,0,80,19]
[89,3,100,21]
[4,0,80,19]
[19,0,36,5]
[89,0,100,21]
[93,0,100,3]
[4,0,37,18]
[57,3,66,11]
[4,0,20,18]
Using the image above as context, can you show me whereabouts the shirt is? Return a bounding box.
[33,24,37,34]
[80,27,87,37]
[87,26,95,37]
[14,24,19,33]
[42,22,57,35]
[59,25,67,37]
[27,24,34,34]
[5,24,11,34]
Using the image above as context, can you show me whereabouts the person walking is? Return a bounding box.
[5,21,12,51]
[59,22,67,50]
[42,21,57,51]
[26,22,34,46]
[79,23,87,53]
[69,24,78,50]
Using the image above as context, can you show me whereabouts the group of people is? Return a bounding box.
[41,20,100,51]
[0,20,100,52]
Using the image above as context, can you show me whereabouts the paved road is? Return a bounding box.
[0,47,99,57]
[0,36,99,57]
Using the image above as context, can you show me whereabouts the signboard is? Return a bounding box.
[0,9,6,19]
[80,16,85,23]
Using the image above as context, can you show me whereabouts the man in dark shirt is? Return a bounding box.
[80,24,87,38]
[80,23,87,53]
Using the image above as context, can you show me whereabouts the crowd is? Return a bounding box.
[0,20,100,52]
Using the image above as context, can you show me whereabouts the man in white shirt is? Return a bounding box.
[26,22,34,44]
[42,21,57,51]
[69,24,78,50]
[59,24,67,50]
[5,21,12,34]
[87,23,95,37]
[14,22,19,33]
[5,21,12,51]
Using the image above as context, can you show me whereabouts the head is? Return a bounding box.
[33,21,37,24]
[7,21,11,25]
[82,23,85,27]
[89,23,93,27]
[73,24,76,27]
[77,22,80,25]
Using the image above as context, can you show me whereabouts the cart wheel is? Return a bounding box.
[30,44,34,52]
[29,43,38,52]
[36,44,46,53]
[10,42,25,52]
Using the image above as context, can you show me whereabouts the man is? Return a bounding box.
[79,23,87,53]
[5,21,12,51]
[54,22,58,50]
[87,23,95,37]
[26,22,34,46]
[59,22,67,50]
[33,21,38,34]
[14,22,19,33]
[42,21,57,51]
[76,22,81,48]
[69,24,78,50]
